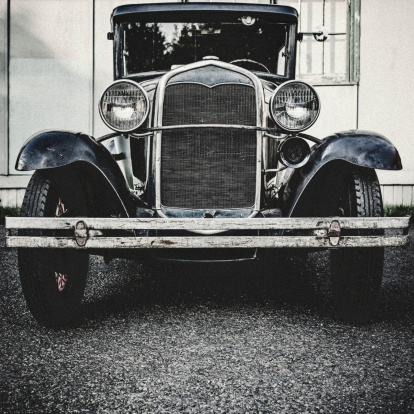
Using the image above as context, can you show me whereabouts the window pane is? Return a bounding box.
[324,0,347,79]
[280,0,349,82]
[121,21,288,75]
[299,0,324,76]
[325,0,347,33]
[325,34,347,79]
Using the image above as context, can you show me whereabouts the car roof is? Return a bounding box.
[112,2,298,24]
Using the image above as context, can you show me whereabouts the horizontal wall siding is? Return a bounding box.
[0,189,25,208]
[381,186,414,207]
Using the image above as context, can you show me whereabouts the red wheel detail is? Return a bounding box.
[55,272,71,291]
[55,198,68,217]
[55,199,70,291]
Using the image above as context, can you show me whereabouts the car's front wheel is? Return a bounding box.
[329,168,384,323]
[18,170,89,328]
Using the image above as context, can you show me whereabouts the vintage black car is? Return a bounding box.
[6,3,409,327]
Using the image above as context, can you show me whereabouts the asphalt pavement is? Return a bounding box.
[1,225,413,413]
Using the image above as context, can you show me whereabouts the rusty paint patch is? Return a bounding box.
[159,240,175,245]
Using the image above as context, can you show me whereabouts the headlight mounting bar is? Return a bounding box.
[96,128,322,144]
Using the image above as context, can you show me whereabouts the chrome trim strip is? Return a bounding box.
[296,132,322,144]
[158,256,257,263]
[98,129,323,142]
[96,132,120,143]
[264,132,285,140]
[159,206,255,235]
[142,124,281,133]
[264,167,287,173]
[130,131,154,138]
[165,81,255,89]
[153,60,265,217]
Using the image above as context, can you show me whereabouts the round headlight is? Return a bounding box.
[99,80,149,133]
[270,81,320,132]
[278,136,310,169]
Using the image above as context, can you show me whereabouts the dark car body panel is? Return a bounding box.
[15,131,134,216]
[112,3,298,23]
[284,130,402,216]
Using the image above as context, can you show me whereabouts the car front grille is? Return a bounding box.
[161,82,257,210]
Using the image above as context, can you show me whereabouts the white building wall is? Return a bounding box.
[359,0,414,204]
[8,0,93,175]
[1,0,413,207]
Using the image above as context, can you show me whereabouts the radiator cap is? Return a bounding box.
[203,56,219,60]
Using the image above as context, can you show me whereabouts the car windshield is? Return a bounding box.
[120,20,289,76]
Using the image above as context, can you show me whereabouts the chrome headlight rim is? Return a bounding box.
[269,80,320,133]
[99,79,150,133]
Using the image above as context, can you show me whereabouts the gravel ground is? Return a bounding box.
[0,225,413,413]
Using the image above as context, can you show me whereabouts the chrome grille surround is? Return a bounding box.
[154,61,264,218]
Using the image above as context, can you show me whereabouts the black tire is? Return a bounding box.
[18,170,89,328]
[330,168,384,323]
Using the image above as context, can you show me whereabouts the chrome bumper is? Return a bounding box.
[5,216,410,249]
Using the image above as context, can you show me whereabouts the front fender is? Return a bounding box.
[283,130,402,216]
[16,130,134,216]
